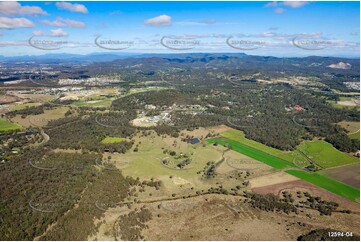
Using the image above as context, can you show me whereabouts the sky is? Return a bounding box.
[0,1,359,57]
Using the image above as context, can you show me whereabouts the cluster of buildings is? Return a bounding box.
[58,77,122,86]
[344,82,360,91]
[134,104,207,126]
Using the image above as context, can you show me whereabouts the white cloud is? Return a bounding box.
[274,8,286,14]
[50,28,68,37]
[176,19,217,26]
[0,2,47,16]
[32,30,45,36]
[265,1,309,10]
[264,2,279,8]
[41,18,86,28]
[283,1,309,8]
[0,17,34,29]
[56,2,88,14]
[0,40,28,47]
[144,14,171,26]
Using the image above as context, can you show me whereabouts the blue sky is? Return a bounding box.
[0,1,359,57]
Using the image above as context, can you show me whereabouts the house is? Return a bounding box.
[293,105,304,111]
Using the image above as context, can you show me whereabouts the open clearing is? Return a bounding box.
[319,163,360,189]
[115,133,224,190]
[349,130,360,140]
[9,92,54,102]
[0,118,23,132]
[11,107,69,128]
[103,128,262,198]
[336,96,360,107]
[72,98,112,108]
[207,137,296,169]
[297,140,358,168]
[249,171,299,188]
[0,94,18,104]
[131,117,157,127]
[220,129,294,162]
[339,121,360,133]
[9,102,42,111]
[101,136,125,144]
[338,121,360,140]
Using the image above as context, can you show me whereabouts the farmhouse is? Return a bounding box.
[293,105,304,111]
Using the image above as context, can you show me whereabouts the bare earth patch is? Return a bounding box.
[337,100,359,106]
[250,171,300,188]
[319,163,360,188]
[0,94,18,104]
[252,180,360,212]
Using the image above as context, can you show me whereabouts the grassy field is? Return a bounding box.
[103,131,256,198]
[101,136,125,144]
[118,133,222,181]
[72,99,112,108]
[286,170,360,202]
[327,98,360,110]
[297,141,358,168]
[338,121,360,133]
[11,107,69,128]
[349,131,360,140]
[0,119,22,132]
[123,87,172,97]
[11,93,55,102]
[220,129,295,162]
[338,121,360,140]
[208,136,360,201]
[207,137,296,169]
[221,129,358,169]
[9,102,42,111]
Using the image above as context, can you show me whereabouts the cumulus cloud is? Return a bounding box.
[264,2,279,8]
[283,1,309,8]
[144,14,171,26]
[32,30,45,36]
[274,8,286,14]
[265,1,309,9]
[0,17,34,29]
[56,2,88,14]
[0,2,47,16]
[41,18,86,28]
[50,28,68,37]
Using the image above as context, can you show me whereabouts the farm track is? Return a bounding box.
[296,149,323,169]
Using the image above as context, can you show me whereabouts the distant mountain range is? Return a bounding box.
[0,52,248,63]
[0,52,358,65]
